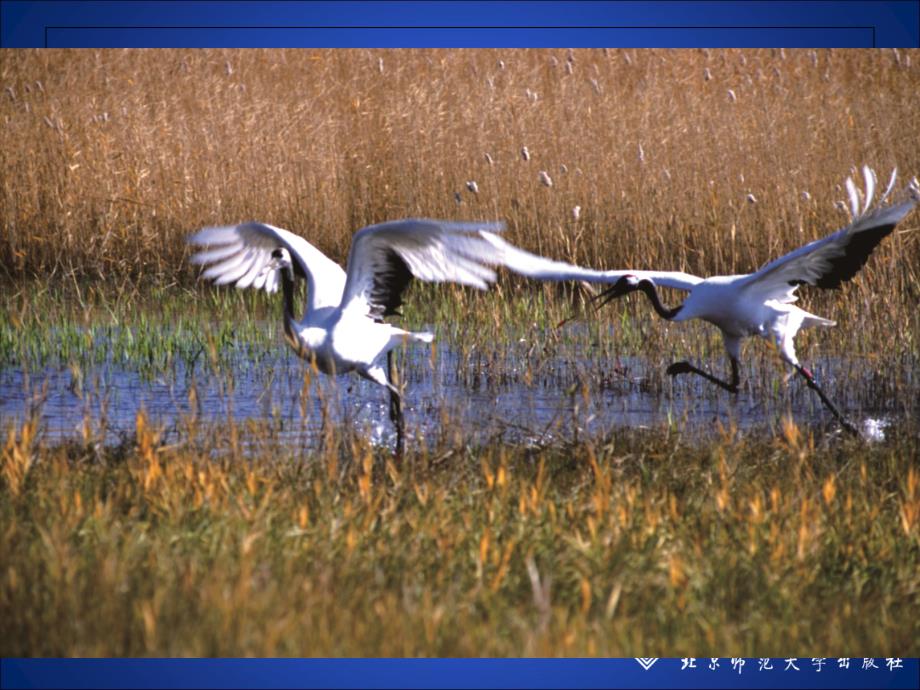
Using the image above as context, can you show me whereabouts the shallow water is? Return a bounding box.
[2,325,917,449]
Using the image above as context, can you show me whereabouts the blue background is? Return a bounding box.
[1,1,919,47]
[2,658,919,689]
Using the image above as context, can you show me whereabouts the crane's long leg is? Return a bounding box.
[666,357,740,393]
[360,357,405,455]
[387,351,405,456]
[794,365,858,436]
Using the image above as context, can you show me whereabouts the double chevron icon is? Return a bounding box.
[634,658,659,671]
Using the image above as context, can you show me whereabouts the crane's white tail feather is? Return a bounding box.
[384,329,434,356]
[772,307,834,367]
[410,331,435,344]
[802,313,836,328]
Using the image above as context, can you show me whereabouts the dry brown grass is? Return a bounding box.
[3,410,919,656]
[2,49,919,342]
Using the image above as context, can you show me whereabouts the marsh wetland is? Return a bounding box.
[2,289,918,450]
[2,49,919,655]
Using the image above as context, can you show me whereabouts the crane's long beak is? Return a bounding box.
[589,283,630,311]
[556,281,633,329]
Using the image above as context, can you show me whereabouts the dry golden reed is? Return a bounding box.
[2,49,918,288]
[3,49,919,374]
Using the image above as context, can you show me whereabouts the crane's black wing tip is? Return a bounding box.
[814,221,897,290]
[370,249,414,318]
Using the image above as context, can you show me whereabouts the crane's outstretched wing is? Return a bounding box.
[481,233,703,291]
[339,219,508,318]
[740,168,917,303]
[188,222,348,316]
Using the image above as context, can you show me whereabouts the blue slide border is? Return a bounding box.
[1,1,918,688]
[1,1,918,47]
[2,658,919,689]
